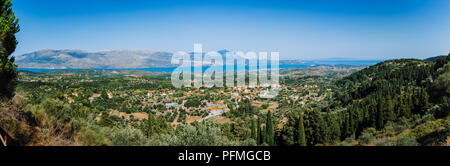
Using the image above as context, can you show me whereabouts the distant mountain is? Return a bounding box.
[15,49,176,69]
[15,49,256,69]
[15,49,385,69]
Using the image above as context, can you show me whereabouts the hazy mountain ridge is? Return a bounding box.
[15,49,383,69]
[15,49,176,69]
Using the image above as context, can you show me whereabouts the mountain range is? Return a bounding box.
[14,49,380,69]
[15,49,175,69]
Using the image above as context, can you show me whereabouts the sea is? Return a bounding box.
[17,60,381,73]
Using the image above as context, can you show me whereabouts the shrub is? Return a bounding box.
[261,104,269,109]
[375,137,395,146]
[358,130,375,145]
[76,127,111,146]
[395,135,419,146]
[147,122,255,146]
[104,127,148,146]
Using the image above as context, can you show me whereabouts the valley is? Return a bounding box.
[2,55,448,146]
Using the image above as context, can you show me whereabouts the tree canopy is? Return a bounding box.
[0,0,19,99]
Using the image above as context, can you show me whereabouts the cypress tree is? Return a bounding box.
[348,108,356,136]
[257,118,263,145]
[146,112,154,138]
[297,114,306,146]
[376,98,384,129]
[0,0,20,98]
[304,109,327,145]
[325,108,340,143]
[250,118,257,140]
[265,111,274,145]
[417,87,429,114]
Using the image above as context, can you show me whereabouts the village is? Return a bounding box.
[56,80,329,128]
[16,66,343,130]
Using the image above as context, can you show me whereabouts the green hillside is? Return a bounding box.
[278,54,449,146]
[332,54,450,145]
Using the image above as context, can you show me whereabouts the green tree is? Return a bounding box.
[279,111,299,146]
[98,113,115,127]
[0,0,20,98]
[297,114,306,146]
[101,90,108,100]
[250,118,257,141]
[257,118,263,145]
[304,109,327,145]
[265,110,274,145]
[146,113,154,138]
[325,108,340,143]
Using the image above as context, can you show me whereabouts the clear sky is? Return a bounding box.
[12,0,450,60]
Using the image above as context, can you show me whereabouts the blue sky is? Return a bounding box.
[12,0,450,60]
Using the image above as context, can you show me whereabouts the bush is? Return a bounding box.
[395,135,419,146]
[76,126,111,146]
[261,104,269,109]
[375,135,419,146]
[358,129,375,145]
[184,98,201,108]
[147,122,255,146]
[376,137,395,146]
[103,127,148,146]
[336,136,355,146]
